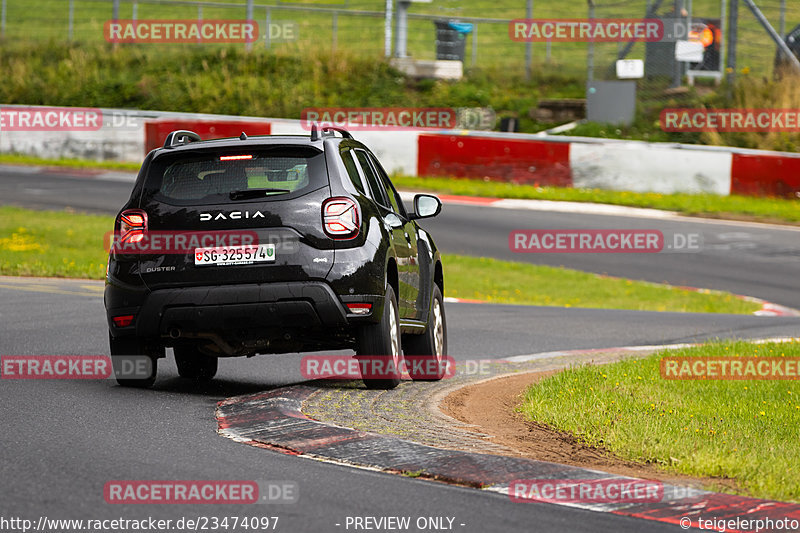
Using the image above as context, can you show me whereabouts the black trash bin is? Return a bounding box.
[434,20,473,61]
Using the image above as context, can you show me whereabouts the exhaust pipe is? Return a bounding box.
[169,327,182,339]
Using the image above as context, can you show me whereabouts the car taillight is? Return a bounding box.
[118,209,148,245]
[112,315,135,327]
[322,197,360,239]
[346,303,372,315]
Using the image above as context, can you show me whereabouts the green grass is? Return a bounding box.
[519,340,800,501]
[442,254,760,314]
[0,206,761,314]
[0,153,141,171]
[394,175,800,224]
[0,206,110,278]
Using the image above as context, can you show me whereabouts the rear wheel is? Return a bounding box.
[356,284,403,390]
[174,346,218,381]
[404,284,447,381]
[109,334,158,388]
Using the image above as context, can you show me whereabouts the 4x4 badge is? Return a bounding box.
[200,211,266,221]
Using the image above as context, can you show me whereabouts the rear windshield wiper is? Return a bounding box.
[229,188,291,200]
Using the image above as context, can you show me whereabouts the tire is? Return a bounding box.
[109,334,158,388]
[356,284,403,390]
[174,345,218,382]
[403,284,447,381]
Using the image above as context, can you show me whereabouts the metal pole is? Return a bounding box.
[384,0,392,58]
[245,0,253,51]
[546,39,551,62]
[740,0,799,72]
[112,0,120,49]
[332,12,338,52]
[132,2,137,21]
[779,0,786,38]
[69,0,75,41]
[471,23,477,66]
[671,0,682,88]
[587,1,595,82]
[197,6,202,44]
[265,7,270,49]
[719,0,726,77]
[394,0,408,58]
[0,0,5,39]
[525,0,532,81]
[726,0,738,90]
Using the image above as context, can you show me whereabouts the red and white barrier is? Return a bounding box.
[417,131,800,198]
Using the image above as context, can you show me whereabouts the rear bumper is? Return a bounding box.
[106,281,381,339]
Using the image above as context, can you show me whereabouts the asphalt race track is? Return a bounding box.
[1,166,799,532]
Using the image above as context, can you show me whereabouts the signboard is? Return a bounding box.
[616,59,644,79]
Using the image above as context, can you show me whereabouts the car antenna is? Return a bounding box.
[239,132,248,140]
[310,123,319,142]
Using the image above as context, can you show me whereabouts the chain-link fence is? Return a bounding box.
[1,1,797,78]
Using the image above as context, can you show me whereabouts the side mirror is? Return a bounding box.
[410,194,442,220]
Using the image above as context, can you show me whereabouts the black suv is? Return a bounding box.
[104,127,446,389]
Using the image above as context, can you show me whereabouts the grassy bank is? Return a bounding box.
[1,39,800,150]
[0,41,572,135]
[520,340,800,500]
[0,206,760,314]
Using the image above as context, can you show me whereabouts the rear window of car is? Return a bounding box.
[145,146,327,205]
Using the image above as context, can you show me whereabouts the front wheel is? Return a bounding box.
[403,284,447,381]
[356,284,403,390]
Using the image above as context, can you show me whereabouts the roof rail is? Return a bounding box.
[163,130,201,149]
[320,126,353,139]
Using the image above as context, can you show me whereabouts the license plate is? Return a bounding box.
[194,244,275,266]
